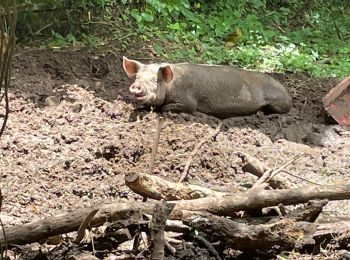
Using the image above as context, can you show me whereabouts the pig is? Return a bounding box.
[122,57,291,118]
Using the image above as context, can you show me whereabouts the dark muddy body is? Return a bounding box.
[123,58,292,118]
[161,64,291,118]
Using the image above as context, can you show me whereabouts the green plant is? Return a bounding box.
[15,0,350,78]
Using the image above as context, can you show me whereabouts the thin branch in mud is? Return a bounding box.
[148,116,163,176]
[252,169,274,189]
[0,0,16,138]
[266,154,301,183]
[179,122,222,183]
[0,206,7,258]
[238,151,296,189]
[253,154,300,188]
[282,169,321,186]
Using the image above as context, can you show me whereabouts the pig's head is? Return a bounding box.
[122,57,173,107]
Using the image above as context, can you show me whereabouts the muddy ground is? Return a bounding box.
[0,48,350,259]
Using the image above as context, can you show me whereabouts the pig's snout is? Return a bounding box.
[129,82,148,100]
[130,82,144,94]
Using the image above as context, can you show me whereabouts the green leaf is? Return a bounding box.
[141,12,154,22]
[130,9,142,23]
[168,22,180,30]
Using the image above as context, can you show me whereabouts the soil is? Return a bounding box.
[0,48,350,259]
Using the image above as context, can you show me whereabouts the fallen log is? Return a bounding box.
[171,182,350,218]
[125,172,227,200]
[1,183,350,246]
[186,214,350,252]
[0,202,155,246]
[184,214,316,251]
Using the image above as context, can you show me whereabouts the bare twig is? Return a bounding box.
[0,0,16,138]
[251,169,274,189]
[0,189,7,258]
[266,154,301,183]
[238,151,296,189]
[148,116,163,175]
[73,209,99,244]
[282,169,321,186]
[179,122,222,183]
[252,154,300,188]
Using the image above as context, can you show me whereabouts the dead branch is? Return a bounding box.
[186,212,350,252]
[149,200,175,260]
[179,122,222,182]
[266,154,301,183]
[125,172,227,200]
[172,182,350,217]
[2,183,350,246]
[0,201,155,246]
[165,219,190,233]
[185,214,316,251]
[238,152,296,189]
[164,239,176,255]
[252,154,300,188]
[281,169,322,186]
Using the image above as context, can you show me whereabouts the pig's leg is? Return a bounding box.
[160,102,197,114]
[264,100,291,114]
[161,93,198,114]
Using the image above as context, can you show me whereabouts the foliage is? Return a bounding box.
[16,0,350,78]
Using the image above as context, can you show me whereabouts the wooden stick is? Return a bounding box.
[149,200,174,260]
[125,172,227,200]
[179,123,222,183]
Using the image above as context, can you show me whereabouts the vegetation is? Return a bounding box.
[16,0,350,78]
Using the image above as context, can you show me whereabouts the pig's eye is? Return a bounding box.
[153,78,157,83]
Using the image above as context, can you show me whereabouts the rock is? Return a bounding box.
[44,96,61,107]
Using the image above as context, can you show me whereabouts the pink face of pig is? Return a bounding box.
[122,57,173,107]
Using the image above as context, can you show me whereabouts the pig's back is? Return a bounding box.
[174,64,287,117]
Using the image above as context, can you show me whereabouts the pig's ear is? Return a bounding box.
[122,56,142,78]
[158,65,173,83]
